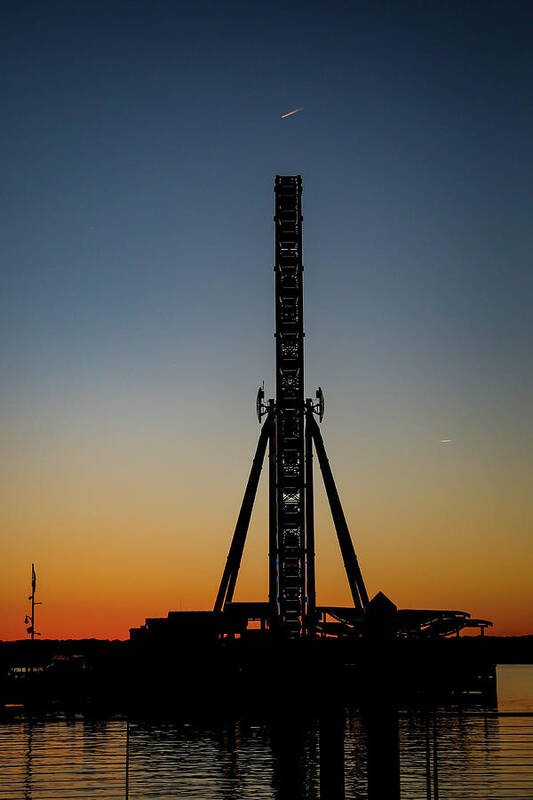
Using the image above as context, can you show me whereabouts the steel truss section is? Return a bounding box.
[274,175,305,633]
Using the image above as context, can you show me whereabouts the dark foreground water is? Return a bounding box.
[1,665,532,799]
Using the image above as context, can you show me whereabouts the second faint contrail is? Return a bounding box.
[281,107,304,118]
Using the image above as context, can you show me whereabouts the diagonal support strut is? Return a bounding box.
[305,402,317,629]
[214,412,274,613]
[307,411,369,610]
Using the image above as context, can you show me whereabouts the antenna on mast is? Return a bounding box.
[256,382,267,422]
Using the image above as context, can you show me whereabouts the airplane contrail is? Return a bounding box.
[281,107,303,118]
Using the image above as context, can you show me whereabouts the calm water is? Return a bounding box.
[1,665,532,799]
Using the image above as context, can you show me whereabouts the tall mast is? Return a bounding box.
[25,563,41,640]
[272,175,306,634]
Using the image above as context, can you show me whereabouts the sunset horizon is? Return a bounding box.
[2,1,531,643]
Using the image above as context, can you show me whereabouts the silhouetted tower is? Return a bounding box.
[215,176,368,636]
[272,176,306,632]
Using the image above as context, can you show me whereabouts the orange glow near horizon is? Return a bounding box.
[2,323,531,642]
[2,454,531,640]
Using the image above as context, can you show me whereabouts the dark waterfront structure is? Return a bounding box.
[131,176,490,644]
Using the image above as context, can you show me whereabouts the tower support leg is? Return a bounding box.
[305,405,316,633]
[268,403,278,621]
[308,414,369,609]
[214,413,274,613]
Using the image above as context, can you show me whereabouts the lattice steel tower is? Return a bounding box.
[272,175,306,632]
[214,176,368,636]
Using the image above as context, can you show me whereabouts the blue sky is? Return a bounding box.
[1,1,532,636]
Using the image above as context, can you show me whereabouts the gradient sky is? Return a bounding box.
[2,1,532,639]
